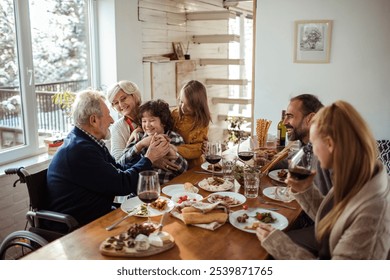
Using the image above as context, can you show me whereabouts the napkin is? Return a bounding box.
[170,201,229,231]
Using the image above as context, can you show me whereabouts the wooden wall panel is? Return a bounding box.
[139,0,246,142]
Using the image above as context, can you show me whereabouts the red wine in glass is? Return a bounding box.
[288,167,312,180]
[138,191,159,204]
[238,137,255,163]
[205,155,222,164]
[205,141,222,178]
[137,170,160,226]
[238,151,254,161]
[288,145,312,180]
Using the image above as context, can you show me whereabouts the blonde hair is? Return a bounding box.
[178,80,211,129]
[313,100,379,240]
[106,80,142,107]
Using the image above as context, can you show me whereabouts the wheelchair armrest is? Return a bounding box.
[27,210,79,232]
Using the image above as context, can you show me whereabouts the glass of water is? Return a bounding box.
[243,172,260,198]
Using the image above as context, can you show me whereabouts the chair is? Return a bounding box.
[0,167,79,259]
[377,140,390,175]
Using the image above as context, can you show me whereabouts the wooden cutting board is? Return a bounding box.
[99,232,175,257]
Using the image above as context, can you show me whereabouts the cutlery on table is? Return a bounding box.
[105,207,139,231]
[258,197,297,210]
[194,171,222,176]
[156,212,168,235]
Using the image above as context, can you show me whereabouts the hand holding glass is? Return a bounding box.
[288,146,312,180]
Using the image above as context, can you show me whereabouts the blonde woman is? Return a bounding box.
[256,100,390,259]
[107,80,142,161]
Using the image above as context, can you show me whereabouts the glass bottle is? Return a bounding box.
[277,110,287,147]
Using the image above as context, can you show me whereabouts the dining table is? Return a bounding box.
[22,164,302,260]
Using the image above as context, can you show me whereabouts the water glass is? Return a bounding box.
[222,154,236,183]
[244,172,260,198]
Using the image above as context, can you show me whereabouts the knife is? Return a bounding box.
[157,212,168,234]
[105,207,139,231]
[194,171,223,176]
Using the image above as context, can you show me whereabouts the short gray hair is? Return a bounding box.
[106,80,142,106]
[72,90,105,126]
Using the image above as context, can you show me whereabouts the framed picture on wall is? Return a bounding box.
[294,20,333,63]
[172,42,185,60]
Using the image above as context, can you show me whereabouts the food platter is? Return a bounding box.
[162,184,199,197]
[229,209,288,234]
[268,169,288,184]
[121,196,174,217]
[207,192,246,207]
[198,177,234,192]
[100,223,175,257]
[262,186,295,203]
[201,162,223,174]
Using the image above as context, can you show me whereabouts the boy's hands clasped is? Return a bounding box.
[144,134,170,163]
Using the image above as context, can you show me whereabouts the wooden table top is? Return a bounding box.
[23,166,301,260]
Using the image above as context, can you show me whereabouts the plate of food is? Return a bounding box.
[201,162,223,174]
[207,192,246,207]
[229,208,288,234]
[198,177,234,192]
[262,186,295,203]
[162,183,199,197]
[171,192,203,205]
[268,169,288,184]
[121,196,174,217]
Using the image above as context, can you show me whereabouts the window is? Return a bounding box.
[227,13,253,125]
[0,0,96,165]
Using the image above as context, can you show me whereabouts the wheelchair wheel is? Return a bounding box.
[0,230,48,260]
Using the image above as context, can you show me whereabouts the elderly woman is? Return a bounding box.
[107,80,142,161]
[256,100,390,259]
[120,99,188,185]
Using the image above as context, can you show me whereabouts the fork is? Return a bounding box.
[258,197,297,210]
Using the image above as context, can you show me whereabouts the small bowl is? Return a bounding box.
[171,192,203,205]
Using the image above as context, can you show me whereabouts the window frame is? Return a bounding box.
[0,0,98,165]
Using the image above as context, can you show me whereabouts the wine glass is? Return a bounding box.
[237,136,255,163]
[137,170,161,226]
[205,141,222,178]
[288,144,313,180]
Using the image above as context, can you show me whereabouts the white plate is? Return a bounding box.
[268,169,288,184]
[171,192,203,205]
[161,184,199,197]
[201,162,223,174]
[207,192,246,207]
[262,186,295,203]
[121,196,174,217]
[198,177,234,192]
[229,209,289,234]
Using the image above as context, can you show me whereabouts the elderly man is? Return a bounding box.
[46,90,170,228]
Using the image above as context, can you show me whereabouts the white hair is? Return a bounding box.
[106,80,142,105]
[72,90,105,126]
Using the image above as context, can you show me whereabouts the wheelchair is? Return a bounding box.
[0,167,79,259]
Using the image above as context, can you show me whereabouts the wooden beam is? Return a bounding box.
[186,11,236,21]
[199,58,244,65]
[205,78,248,85]
[192,34,240,44]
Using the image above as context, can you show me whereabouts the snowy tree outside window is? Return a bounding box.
[0,0,92,158]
